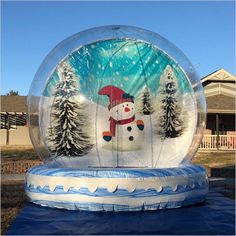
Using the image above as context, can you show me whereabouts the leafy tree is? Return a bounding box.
[48,61,93,157]
[6,90,19,96]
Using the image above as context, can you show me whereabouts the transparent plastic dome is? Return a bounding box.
[28,25,206,168]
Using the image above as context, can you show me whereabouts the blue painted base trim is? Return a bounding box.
[29,195,207,212]
[28,164,207,178]
[25,164,209,211]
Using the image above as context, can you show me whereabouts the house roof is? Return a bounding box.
[1,96,27,112]
[202,69,236,105]
[206,94,235,113]
[201,68,236,85]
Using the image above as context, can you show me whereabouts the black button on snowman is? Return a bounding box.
[98,85,144,151]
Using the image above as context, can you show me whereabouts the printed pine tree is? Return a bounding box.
[157,66,184,139]
[137,86,154,115]
[48,62,93,157]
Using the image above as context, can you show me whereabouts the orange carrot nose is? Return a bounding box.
[124,107,130,112]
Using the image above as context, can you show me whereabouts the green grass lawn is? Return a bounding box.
[193,151,235,168]
[1,146,235,235]
[1,145,38,162]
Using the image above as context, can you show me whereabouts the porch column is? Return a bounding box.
[6,113,10,145]
[216,113,219,150]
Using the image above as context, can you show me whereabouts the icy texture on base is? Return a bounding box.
[25,164,208,211]
[27,193,207,212]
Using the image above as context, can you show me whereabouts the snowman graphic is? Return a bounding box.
[98,85,144,151]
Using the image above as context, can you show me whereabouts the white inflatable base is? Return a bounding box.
[25,164,209,211]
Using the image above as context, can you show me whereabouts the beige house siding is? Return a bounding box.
[1,126,32,145]
[206,94,235,112]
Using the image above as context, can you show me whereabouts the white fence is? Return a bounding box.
[199,135,236,150]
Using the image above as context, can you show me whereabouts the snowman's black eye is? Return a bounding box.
[127,104,129,106]
[122,105,124,107]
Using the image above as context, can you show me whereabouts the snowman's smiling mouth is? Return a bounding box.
[117,110,133,119]
[114,112,133,120]
[121,114,132,119]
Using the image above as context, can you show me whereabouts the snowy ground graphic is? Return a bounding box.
[39,90,196,168]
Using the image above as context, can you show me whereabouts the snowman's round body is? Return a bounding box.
[102,101,145,151]
[103,119,145,151]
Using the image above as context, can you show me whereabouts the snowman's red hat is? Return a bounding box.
[98,85,134,110]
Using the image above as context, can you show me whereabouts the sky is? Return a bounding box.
[1,1,235,95]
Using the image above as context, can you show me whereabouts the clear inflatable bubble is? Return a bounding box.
[28,25,206,168]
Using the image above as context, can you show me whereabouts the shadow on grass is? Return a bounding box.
[211,165,235,178]
[209,165,235,200]
[1,181,27,235]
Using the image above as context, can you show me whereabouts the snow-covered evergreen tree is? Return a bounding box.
[48,61,93,157]
[137,86,154,115]
[157,66,184,139]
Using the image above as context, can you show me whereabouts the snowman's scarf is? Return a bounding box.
[109,116,135,136]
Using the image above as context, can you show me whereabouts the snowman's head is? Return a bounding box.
[110,102,135,120]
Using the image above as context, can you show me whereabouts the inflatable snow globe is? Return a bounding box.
[26,25,208,211]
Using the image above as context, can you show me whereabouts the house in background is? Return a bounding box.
[200,69,236,150]
[1,68,235,150]
[0,96,31,145]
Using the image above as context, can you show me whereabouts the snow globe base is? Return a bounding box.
[25,164,208,211]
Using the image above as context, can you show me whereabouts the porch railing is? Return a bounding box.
[199,135,236,150]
